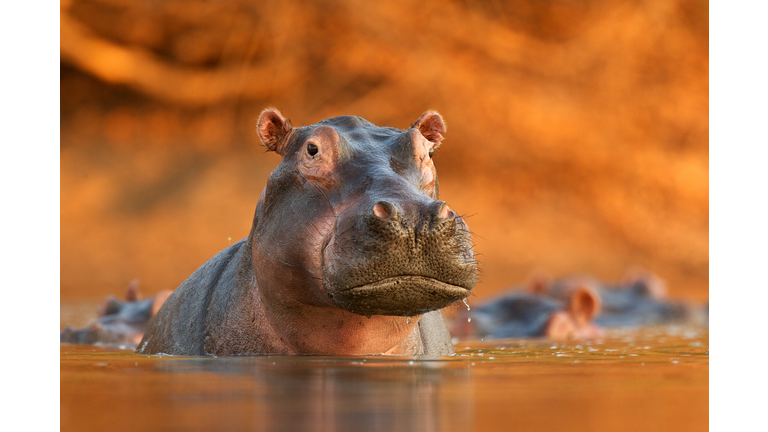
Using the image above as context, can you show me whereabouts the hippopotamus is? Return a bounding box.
[449,267,706,341]
[135,109,478,356]
[543,268,707,327]
[449,283,602,341]
[60,281,172,346]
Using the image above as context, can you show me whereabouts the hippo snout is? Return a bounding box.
[324,198,477,317]
[371,200,452,223]
[365,200,457,239]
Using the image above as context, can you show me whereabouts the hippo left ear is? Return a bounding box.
[257,108,293,155]
[124,279,140,302]
[410,111,446,145]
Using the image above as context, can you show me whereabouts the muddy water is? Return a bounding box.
[61,326,707,432]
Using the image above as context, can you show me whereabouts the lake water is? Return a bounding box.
[61,325,708,432]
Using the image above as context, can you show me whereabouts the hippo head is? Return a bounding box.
[250,109,477,319]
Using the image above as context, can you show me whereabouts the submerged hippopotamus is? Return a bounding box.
[449,267,706,341]
[60,281,172,346]
[136,110,477,356]
[543,268,707,328]
[449,282,602,341]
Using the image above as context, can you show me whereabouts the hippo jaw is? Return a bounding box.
[330,275,472,317]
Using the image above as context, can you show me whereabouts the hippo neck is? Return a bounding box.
[265,302,428,355]
[204,235,426,355]
[241,233,427,355]
[251,277,429,355]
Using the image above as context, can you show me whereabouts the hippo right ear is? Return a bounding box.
[257,108,293,155]
[568,286,602,325]
[410,111,446,145]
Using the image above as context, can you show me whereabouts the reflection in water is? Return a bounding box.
[156,357,472,432]
[61,351,473,432]
[61,326,707,432]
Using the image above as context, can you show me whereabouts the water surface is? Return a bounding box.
[61,326,708,432]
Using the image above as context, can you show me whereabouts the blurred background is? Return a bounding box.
[60,0,708,307]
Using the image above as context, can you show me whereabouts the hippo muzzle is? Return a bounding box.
[323,197,477,316]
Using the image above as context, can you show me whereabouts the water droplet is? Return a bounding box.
[462,299,470,311]
[406,316,411,324]
[467,317,472,323]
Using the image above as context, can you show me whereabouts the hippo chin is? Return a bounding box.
[136,109,477,356]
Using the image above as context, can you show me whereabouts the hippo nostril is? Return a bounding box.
[373,201,394,219]
[430,201,454,222]
[440,203,453,220]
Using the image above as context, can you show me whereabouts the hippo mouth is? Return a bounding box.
[330,275,472,317]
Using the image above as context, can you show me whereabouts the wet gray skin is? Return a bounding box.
[136,110,477,356]
[592,281,703,327]
[469,293,564,338]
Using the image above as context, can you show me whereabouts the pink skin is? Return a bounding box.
[545,284,603,341]
[247,109,446,355]
[545,311,602,341]
[410,128,438,196]
[150,290,172,317]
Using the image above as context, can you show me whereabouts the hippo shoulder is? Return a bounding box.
[418,310,455,356]
[136,239,249,355]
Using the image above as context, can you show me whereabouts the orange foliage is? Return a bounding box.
[60,0,708,301]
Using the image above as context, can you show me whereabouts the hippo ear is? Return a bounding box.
[410,111,446,145]
[124,279,140,302]
[257,108,293,155]
[568,286,602,325]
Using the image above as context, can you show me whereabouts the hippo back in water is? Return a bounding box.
[137,110,477,356]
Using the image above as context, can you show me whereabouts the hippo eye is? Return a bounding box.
[428,148,435,159]
[307,143,319,157]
